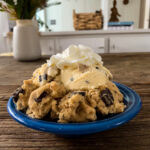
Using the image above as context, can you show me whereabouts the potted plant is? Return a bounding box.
[0,0,48,61]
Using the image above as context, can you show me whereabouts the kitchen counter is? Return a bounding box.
[40,29,150,37]
[4,29,150,38]
[0,53,150,150]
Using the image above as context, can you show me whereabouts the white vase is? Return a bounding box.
[13,20,41,61]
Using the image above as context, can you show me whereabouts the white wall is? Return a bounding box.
[46,0,141,31]
[46,0,101,32]
[143,0,150,29]
[36,9,46,32]
[101,0,108,30]
[108,0,141,28]
[0,12,9,53]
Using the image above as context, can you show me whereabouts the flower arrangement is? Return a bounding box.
[0,0,48,19]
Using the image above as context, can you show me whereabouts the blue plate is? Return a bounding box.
[7,82,142,136]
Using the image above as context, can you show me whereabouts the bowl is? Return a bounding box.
[7,82,142,136]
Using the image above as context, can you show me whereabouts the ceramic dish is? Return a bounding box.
[7,82,142,136]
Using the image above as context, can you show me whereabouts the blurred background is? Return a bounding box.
[1,0,150,55]
[36,0,149,32]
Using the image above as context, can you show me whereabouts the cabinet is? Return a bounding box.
[57,37,105,53]
[109,36,150,53]
[3,30,150,55]
[40,39,55,55]
[0,34,7,53]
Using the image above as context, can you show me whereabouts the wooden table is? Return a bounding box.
[0,53,150,150]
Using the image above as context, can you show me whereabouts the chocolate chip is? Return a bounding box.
[78,91,86,96]
[78,64,89,72]
[70,77,74,81]
[72,91,86,97]
[12,88,25,103]
[100,88,114,106]
[34,91,48,103]
[96,66,99,69]
[39,75,42,82]
[44,74,47,80]
[20,108,27,114]
[85,80,90,84]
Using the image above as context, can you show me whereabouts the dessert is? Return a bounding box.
[12,45,126,123]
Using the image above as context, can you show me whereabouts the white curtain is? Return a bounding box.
[0,12,9,53]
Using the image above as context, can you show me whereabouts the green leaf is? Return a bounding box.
[15,0,24,19]
[1,0,48,19]
[0,9,5,11]
[3,0,15,7]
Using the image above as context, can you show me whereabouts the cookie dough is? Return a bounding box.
[13,79,38,110]
[13,45,126,123]
[32,63,59,87]
[87,81,125,115]
[58,92,96,123]
[49,81,67,98]
[58,81,125,123]
[27,81,66,119]
[27,83,54,119]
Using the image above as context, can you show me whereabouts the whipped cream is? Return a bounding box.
[47,45,103,69]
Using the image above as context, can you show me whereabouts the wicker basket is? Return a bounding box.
[73,9,103,30]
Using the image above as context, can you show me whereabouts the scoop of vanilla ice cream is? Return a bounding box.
[47,45,103,69]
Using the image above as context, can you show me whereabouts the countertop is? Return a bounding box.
[40,29,150,36]
[0,53,150,150]
[4,29,150,38]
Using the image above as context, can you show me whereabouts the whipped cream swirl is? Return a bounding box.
[47,45,103,69]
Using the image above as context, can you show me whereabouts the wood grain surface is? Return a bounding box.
[0,53,150,150]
